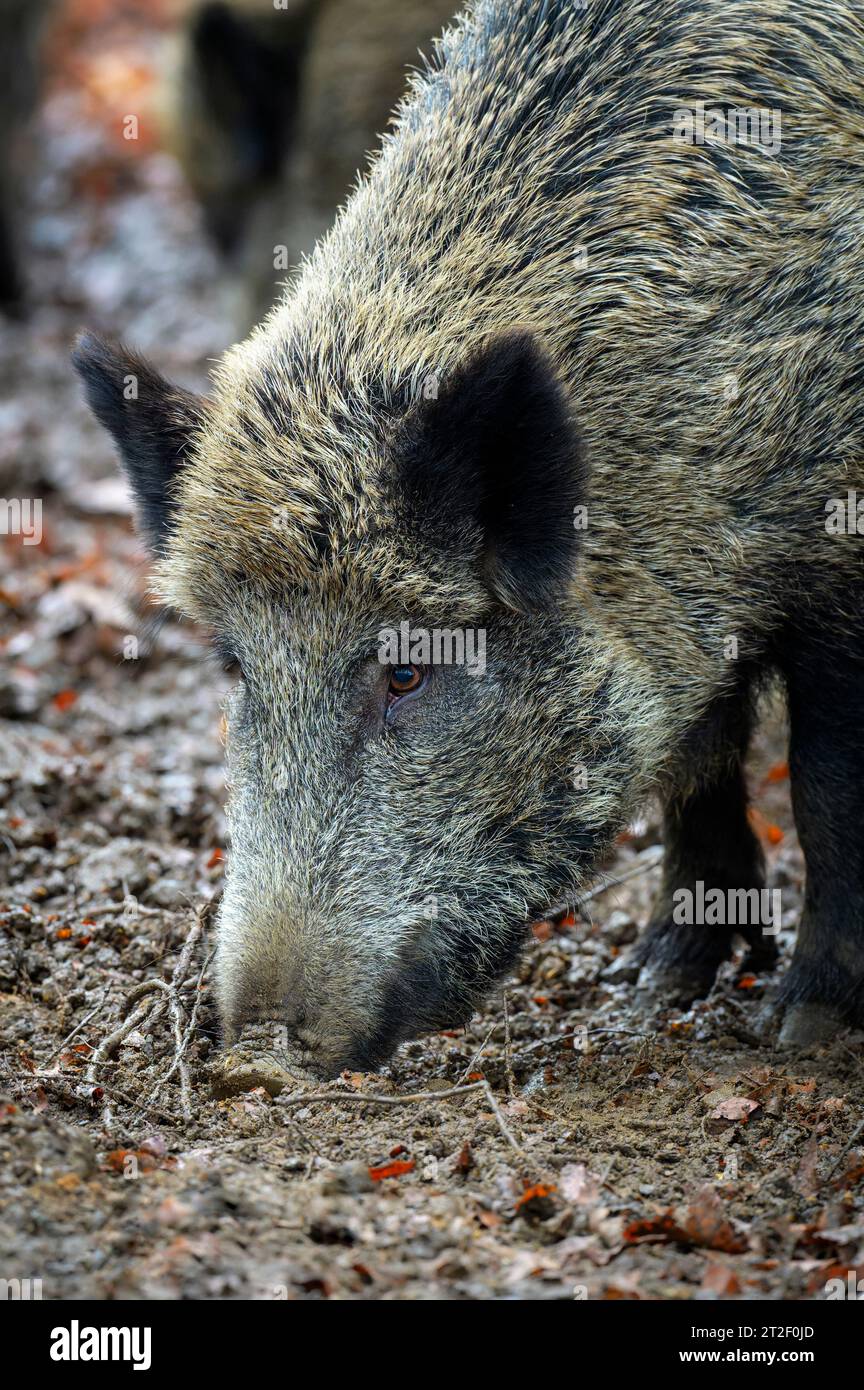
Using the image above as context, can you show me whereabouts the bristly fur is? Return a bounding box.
[77,0,864,1071]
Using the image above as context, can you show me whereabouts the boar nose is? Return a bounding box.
[280,999,307,1030]
[217,1016,318,1095]
[251,999,308,1036]
[226,990,309,1046]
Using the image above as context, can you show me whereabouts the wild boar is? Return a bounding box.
[76,0,864,1074]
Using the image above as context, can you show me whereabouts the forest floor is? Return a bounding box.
[1,0,863,1302]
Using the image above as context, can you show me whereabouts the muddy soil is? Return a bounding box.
[1,1,862,1302]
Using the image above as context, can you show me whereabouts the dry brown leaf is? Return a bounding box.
[709,1097,761,1123]
[559,1162,602,1205]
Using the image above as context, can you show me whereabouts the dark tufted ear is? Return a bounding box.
[393,330,588,613]
[72,331,207,554]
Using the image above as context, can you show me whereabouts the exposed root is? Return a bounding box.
[279,1079,525,1157]
[520,1026,651,1057]
[80,898,217,1128]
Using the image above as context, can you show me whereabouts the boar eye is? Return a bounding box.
[388,664,426,701]
[217,649,243,679]
[211,634,243,679]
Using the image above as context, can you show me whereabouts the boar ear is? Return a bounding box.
[395,330,587,613]
[72,332,207,554]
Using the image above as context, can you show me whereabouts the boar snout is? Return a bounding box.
[215,902,384,1078]
[212,1019,320,1096]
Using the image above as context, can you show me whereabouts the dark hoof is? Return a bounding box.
[634,961,719,1009]
[777,1002,847,1048]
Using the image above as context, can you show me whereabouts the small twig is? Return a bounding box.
[280,1080,525,1155]
[579,849,663,904]
[170,901,210,987]
[83,996,156,1087]
[126,979,173,1006]
[520,1026,651,1057]
[167,988,190,1119]
[160,949,213,1096]
[41,993,106,1068]
[163,904,213,1119]
[7,1072,180,1129]
[280,1081,487,1112]
[825,1118,864,1183]
[457,1021,496,1085]
[598,1154,618,1190]
[80,899,216,1126]
[82,903,165,920]
[480,1081,524,1154]
[135,903,212,1118]
[503,993,516,1100]
[94,1083,182,1128]
[82,993,159,1131]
